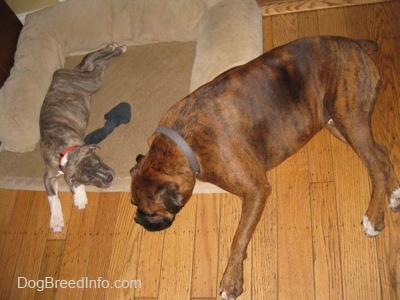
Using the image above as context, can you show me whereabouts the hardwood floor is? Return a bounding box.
[1,2,400,299]
[257,0,392,16]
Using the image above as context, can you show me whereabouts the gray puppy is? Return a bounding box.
[40,43,126,232]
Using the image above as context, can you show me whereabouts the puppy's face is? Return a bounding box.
[65,145,115,188]
[130,154,191,231]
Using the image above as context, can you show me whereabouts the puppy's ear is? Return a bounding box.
[162,182,184,214]
[81,144,96,154]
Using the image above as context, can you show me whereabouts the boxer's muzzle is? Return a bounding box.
[133,208,175,231]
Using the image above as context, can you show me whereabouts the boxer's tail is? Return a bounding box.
[357,39,379,55]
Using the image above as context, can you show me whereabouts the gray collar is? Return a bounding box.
[154,126,200,176]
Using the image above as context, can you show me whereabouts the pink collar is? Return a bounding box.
[59,145,80,170]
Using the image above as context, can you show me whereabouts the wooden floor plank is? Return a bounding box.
[83,192,121,299]
[105,192,142,299]
[318,7,347,35]
[134,230,163,298]
[331,137,382,299]
[0,189,18,250]
[216,193,252,299]
[310,182,343,299]
[392,1,400,34]
[34,240,65,300]
[276,147,314,299]
[0,191,34,299]
[307,130,335,183]
[262,11,273,52]
[191,194,221,298]
[55,193,100,299]
[158,195,197,299]
[271,12,299,47]
[8,191,50,300]
[251,170,278,299]
[257,0,391,16]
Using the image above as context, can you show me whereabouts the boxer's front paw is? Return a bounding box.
[389,188,400,212]
[362,215,383,237]
[220,266,244,300]
[73,185,88,210]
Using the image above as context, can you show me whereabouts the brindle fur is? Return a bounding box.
[40,43,125,232]
[130,36,400,299]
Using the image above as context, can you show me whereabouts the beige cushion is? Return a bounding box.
[0,0,262,152]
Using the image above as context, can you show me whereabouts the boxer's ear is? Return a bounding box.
[136,154,145,164]
[162,182,183,214]
[130,154,145,176]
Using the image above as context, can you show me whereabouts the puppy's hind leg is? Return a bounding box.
[91,44,127,70]
[44,170,64,233]
[74,44,126,95]
[76,44,116,71]
[77,43,126,72]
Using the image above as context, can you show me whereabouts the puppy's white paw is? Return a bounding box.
[389,188,400,211]
[74,185,88,210]
[109,42,118,49]
[362,215,381,237]
[48,195,64,233]
[50,214,64,233]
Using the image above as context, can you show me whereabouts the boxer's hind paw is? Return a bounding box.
[362,215,382,237]
[220,269,243,300]
[220,291,237,300]
[73,185,88,210]
[389,188,400,212]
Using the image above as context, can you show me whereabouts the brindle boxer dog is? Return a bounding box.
[40,43,126,233]
[130,36,400,299]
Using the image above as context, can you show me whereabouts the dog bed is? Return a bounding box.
[0,0,262,192]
